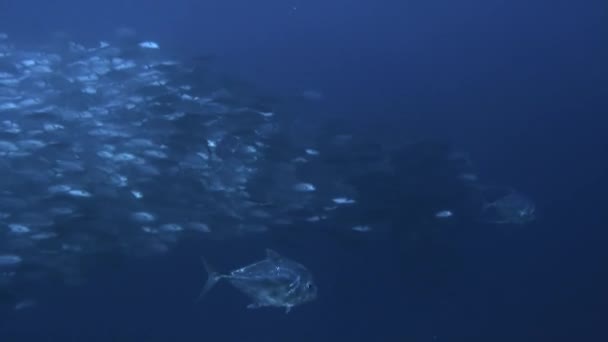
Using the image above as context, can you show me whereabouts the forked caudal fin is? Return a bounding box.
[197,257,223,302]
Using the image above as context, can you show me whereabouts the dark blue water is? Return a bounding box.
[1,0,606,340]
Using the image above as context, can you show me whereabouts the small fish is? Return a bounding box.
[188,222,211,233]
[131,190,143,199]
[256,111,274,117]
[305,215,326,222]
[159,224,183,232]
[300,90,323,101]
[332,197,356,205]
[458,173,478,182]
[305,148,320,156]
[0,254,22,266]
[67,189,92,198]
[198,249,317,313]
[435,210,453,218]
[30,232,58,240]
[293,183,316,192]
[131,212,156,223]
[14,299,36,311]
[351,225,372,232]
[139,41,160,49]
[8,224,30,234]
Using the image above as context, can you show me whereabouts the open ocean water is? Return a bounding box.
[0,0,606,341]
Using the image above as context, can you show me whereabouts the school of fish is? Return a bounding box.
[0,31,536,313]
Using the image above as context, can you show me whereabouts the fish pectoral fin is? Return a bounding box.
[246,302,263,310]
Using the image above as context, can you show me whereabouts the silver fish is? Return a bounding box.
[198,249,317,313]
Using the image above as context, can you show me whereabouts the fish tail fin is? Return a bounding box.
[197,257,222,302]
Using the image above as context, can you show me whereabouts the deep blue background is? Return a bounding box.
[1,0,607,340]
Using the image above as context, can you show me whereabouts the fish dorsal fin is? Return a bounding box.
[265,249,281,261]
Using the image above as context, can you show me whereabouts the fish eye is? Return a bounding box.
[305,282,313,290]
